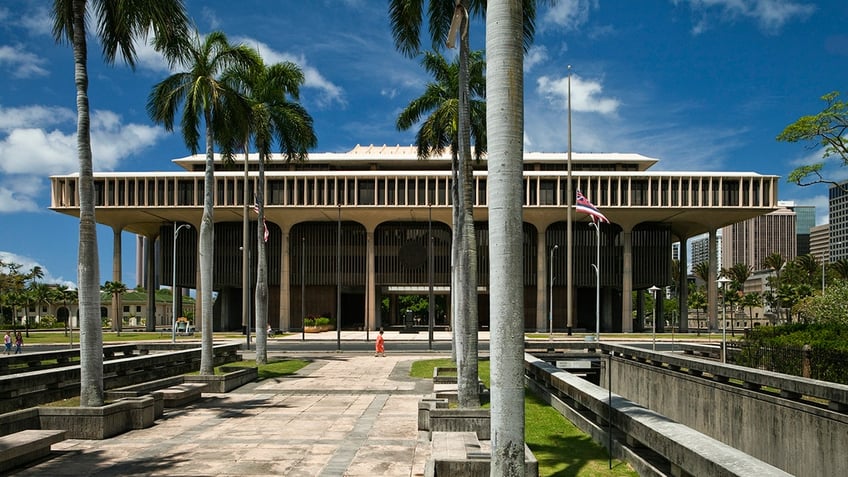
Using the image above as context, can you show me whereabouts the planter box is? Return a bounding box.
[429,408,491,440]
[38,400,142,439]
[303,325,333,333]
[184,366,258,393]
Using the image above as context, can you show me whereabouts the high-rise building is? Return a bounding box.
[690,232,722,273]
[721,206,796,271]
[787,203,815,255]
[810,223,829,262]
[829,183,848,261]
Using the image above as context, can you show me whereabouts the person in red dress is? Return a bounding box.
[375,329,385,357]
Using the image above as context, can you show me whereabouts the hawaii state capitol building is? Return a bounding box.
[49,144,779,333]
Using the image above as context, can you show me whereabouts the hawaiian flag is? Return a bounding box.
[253,200,270,242]
[575,190,609,224]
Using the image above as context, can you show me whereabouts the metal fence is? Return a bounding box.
[731,341,848,385]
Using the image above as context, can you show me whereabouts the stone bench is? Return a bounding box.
[156,382,208,408]
[0,429,66,473]
[425,431,538,477]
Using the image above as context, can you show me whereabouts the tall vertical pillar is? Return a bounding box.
[709,229,718,330]
[536,231,548,332]
[366,229,376,332]
[621,229,633,332]
[112,227,123,332]
[279,227,290,330]
[146,234,157,330]
[679,237,689,332]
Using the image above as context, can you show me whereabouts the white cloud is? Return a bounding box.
[235,37,346,108]
[524,45,548,73]
[536,73,620,115]
[0,45,49,78]
[0,251,75,288]
[676,0,816,35]
[18,6,53,36]
[0,105,75,132]
[543,0,599,30]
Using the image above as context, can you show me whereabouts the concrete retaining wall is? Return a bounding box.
[607,353,848,476]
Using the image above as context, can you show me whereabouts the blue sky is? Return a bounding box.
[0,0,845,288]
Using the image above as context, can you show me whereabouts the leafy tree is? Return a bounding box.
[779,92,848,189]
[395,49,486,408]
[795,280,848,325]
[693,261,712,284]
[52,0,189,407]
[148,30,261,375]
[220,57,317,365]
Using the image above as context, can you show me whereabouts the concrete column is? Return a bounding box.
[621,229,633,332]
[279,227,290,330]
[194,244,202,332]
[146,235,157,330]
[708,229,718,330]
[679,237,689,333]
[366,229,376,332]
[536,231,548,332]
[112,227,122,332]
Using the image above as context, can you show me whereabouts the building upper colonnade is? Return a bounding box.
[50,145,779,334]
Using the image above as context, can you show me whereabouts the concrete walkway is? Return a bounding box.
[15,352,441,477]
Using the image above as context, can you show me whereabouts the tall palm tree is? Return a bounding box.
[148,30,260,375]
[103,280,128,334]
[486,0,528,473]
[396,49,486,408]
[832,258,848,281]
[52,0,189,407]
[220,58,317,365]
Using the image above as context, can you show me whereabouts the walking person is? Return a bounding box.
[3,331,11,355]
[14,331,23,354]
[375,329,385,357]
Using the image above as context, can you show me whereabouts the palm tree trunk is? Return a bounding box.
[255,153,269,365]
[487,0,526,474]
[72,0,104,407]
[456,2,479,408]
[199,108,216,375]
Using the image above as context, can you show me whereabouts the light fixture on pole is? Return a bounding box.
[590,222,601,343]
[172,222,191,343]
[549,244,558,337]
[718,276,731,363]
[648,285,660,351]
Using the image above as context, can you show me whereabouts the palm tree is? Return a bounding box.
[103,281,128,335]
[832,258,848,281]
[486,0,530,473]
[52,0,189,407]
[148,30,261,375]
[762,252,786,322]
[396,49,486,408]
[220,58,317,365]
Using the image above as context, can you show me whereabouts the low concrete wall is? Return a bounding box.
[39,401,135,439]
[605,347,848,476]
[525,354,790,477]
[0,408,41,437]
[428,408,490,440]
[184,366,258,393]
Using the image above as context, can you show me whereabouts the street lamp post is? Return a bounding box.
[172,222,191,343]
[718,276,731,363]
[590,222,601,342]
[549,244,558,337]
[648,286,660,351]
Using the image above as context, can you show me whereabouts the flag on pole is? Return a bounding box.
[575,190,609,223]
[253,200,270,242]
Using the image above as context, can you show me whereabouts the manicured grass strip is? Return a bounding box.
[223,359,309,380]
[410,358,636,477]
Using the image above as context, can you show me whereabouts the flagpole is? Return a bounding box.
[566,65,574,336]
[593,221,600,342]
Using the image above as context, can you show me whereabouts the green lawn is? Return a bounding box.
[411,358,636,477]
[9,330,281,345]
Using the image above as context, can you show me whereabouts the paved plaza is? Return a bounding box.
[14,340,445,476]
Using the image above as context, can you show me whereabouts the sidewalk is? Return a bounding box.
[14,353,441,477]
